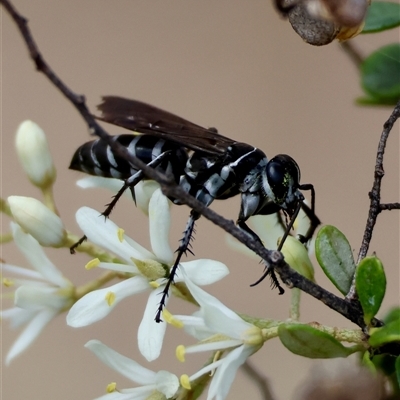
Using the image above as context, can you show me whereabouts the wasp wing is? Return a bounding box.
[95,96,236,155]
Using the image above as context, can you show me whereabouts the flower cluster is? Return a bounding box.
[2,120,313,399]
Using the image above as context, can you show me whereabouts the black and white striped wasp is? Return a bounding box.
[70,96,320,322]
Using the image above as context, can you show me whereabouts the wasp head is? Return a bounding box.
[264,154,304,215]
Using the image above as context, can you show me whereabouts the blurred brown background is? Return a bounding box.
[1,1,399,399]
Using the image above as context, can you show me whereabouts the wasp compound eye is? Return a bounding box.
[267,154,301,202]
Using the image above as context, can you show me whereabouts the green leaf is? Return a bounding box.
[356,256,386,325]
[396,357,400,388]
[356,95,399,106]
[362,2,400,33]
[384,307,400,325]
[361,43,400,103]
[369,320,400,347]
[315,225,355,295]
[278,323,354,358]
[362,350,377,373]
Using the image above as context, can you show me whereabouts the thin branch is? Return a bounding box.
[345,101,400,301]
[380,202,400,211]
[1,0,381,329]
[357,101,400,263]
[340,40,364,69]
[242,361,276,400]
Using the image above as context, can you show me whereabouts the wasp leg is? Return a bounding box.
[298,201,321,246]
[247,202,301,289]
[69,235,88,254]
[70,151,172,253]
[237,219,285,294]
[155,209,200,323]
[102,150,173,218]
[250,199,320,288]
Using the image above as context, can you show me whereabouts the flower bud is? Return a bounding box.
[8,196,67,247]
[15,120,56,189]
[280,235,315,281]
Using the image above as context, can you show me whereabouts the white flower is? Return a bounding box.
[75,177,160,215]
[67,189,229,361]
[231,207,313,252]
[85,340,180,400]
[15,120,56,189]
[175,274,264,400]
[8,196,67,247]
[1,223,73,364]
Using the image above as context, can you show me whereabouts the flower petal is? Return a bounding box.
[85,340,156,384]
[15,285,68,311]
[155,370,179,397]
[6,308,57,364]
[76,176,125,192]
[11,223,68,287]
[67,277,148,327]
[94,391,148,400]
[207,345,256,400]
[175,313,213,340]
[183,275,253,339]
[135,181,160,215]
[178,259,229,285]
[1,307,36,329]
[1,263,43,280]
[148,189,173,264]
[137,288,168,361]
[75,207,153,262]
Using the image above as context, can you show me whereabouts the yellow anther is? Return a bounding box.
[149,281,160,288]
[105,291,116,306]
[85,258,100,270]
[180,374,191,390]
[106,382,117,393]
[2,278,14,287]
[176,345,186,362]
[162,309,183,328]
[117,228,125,242]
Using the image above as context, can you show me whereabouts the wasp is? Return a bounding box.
[70,96,320,322]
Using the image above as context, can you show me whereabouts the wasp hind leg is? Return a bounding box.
[155,209,200,323]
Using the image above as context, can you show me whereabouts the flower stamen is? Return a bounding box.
[176,345,186,362]
[105,291,116,306]
[85,258,100,270]
[162,309,184,328]
[180,374,191,390]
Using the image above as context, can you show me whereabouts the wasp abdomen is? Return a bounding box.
[69,134,188,182]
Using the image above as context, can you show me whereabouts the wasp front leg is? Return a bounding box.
[236,198,285,293]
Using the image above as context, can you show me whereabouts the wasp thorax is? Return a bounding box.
[266,154,301,207]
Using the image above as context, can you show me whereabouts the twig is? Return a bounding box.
[380,202,400,211]
[357,100,400,263]
[340,41,364,69]
[0,0,380,329]
[346,100,400,300]
[242,361,276,400]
